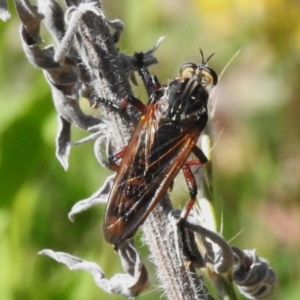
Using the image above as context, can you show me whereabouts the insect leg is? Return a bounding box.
[90,94,142,121]
[179,146,208,221]
[133,52,161,97]
[179,162,198,221]
[191,144,213,197]
[122,95,146,113]
[108,146,127,172]
[191,145,208,164]
[90,53,161,113]
[90,96,121,111]
[184,145,207,176]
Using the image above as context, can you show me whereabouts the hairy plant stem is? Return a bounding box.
[144,200,213,300]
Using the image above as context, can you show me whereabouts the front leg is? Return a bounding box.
[91,94,146,117]
[133,52,161,97]
[90,96,121,111]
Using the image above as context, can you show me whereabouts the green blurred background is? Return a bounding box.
[0,0,300,299]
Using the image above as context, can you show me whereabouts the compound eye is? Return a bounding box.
[199,67,218,87]
[180,63,197,79]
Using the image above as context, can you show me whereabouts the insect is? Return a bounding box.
[103,50,218,246]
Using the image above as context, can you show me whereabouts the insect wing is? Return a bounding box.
[146,123,204,209]
[103,99,159,245]
[103,107,204,245]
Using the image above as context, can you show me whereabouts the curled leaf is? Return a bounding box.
[39,240,148,298]
[68,174,115,221]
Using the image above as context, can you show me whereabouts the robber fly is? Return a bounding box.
[103,50,218,246]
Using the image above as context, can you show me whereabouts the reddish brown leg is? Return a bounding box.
[91,94,146,116]
[179,147,207,222]
[179,162,198,221]
[192,145,208,164]
[108,146,127,172]
[121,95,146,113]
[186,160,201,167]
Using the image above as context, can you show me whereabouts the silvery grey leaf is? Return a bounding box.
[54,2,102,63]
[119,37,165,76]
[71,123,107,146]
[37,0,65,44]
[68,174,115,221]
[71,131,102,146]
[15,0,43,44]
[115,240,149,297]
[20,25,101,127]
[231,248,276,300]
[20,20,102,167]
[104,17,124,43]
[55,115,71,171]
[39,241,148,298]
[0,0,10,21]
